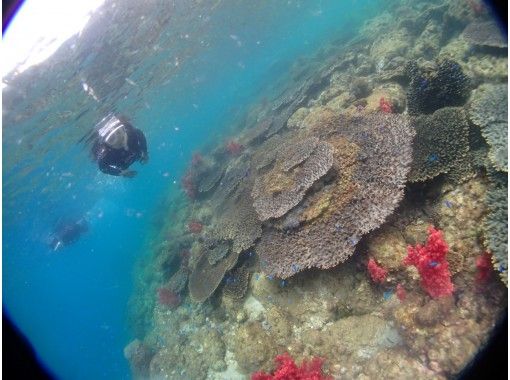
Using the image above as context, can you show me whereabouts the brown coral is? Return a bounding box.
[213,186,262,254]
[252,139,334,221]
[223,264,250,300]
[408,107,471,183]
[256,113,414,278]
[188,249,239,302]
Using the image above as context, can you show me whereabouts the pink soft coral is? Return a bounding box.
[403,226,454,298]
[252,353,332,380]
[367,258,388,283]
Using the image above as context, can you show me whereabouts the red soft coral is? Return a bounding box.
[367,258,388,283]
[251,353,332,380]
[187,220,203,234]
[181,171,197,199]
[379,97,393,113]
[475,251,493,284]
[396,283,407,301]
[225,140,244,156]
[403,226,454,298]
[191,152,203,167]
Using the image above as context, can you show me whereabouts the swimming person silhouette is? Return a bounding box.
[49,217,89,251]
[86,114,148,177]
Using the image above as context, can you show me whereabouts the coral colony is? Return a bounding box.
[181,171,196,199]
[396,284,407,301]
[157,288,181,308]
[403,226,454,299]
[225,139,244,155]
[367,258,388,283]
[475,251,493,284]
[379,97,393,113]
[252,353,332,380]
[187,220,203,234]
[191,152,203,167]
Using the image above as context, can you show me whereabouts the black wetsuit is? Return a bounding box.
[92,123,148,176]
[50,219,88,250]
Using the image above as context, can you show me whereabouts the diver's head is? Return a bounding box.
[98,115,129,150]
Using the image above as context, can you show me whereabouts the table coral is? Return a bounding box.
[256,113,414,278]
[252,139,333,221]
[403,226,454,299]
[469,83,508,172]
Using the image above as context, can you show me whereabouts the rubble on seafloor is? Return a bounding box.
[127,0,507,379]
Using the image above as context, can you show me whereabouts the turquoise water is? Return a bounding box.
[3,1,384,378]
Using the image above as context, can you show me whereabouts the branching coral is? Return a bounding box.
[470,83,508,172]
[408,107,471,183]
[403,226,454,298]
[256,113,414,278]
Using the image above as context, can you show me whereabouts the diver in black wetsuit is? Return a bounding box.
[49,218,89,251]
[88,114,148,177]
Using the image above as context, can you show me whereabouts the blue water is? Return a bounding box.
[3,1,383,378]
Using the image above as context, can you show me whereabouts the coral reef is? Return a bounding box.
[188,250,239,302]
[128,3,508,379]
[206,240,230,265]
[213,186,262,254]
[367,258,388,284]
[124,339,154,380]
[406,59,471,115]
[215,156,251,200]
[462,20,508,48]
[166,266,189,294]
[257,113,414,278]
[252,353,332,380]
[252,139,333,221]
[475,251,493,284]
[223,264,250,300]
[403,226,454,299]
[469,83,508,172]
[408,107,471,183]
[187,220,203,234]
[483,171,508,283]
[157,287,181,308]
[225,140,244,156]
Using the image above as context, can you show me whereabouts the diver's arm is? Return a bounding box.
[135,129,149,163]
[98,160,123,176]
